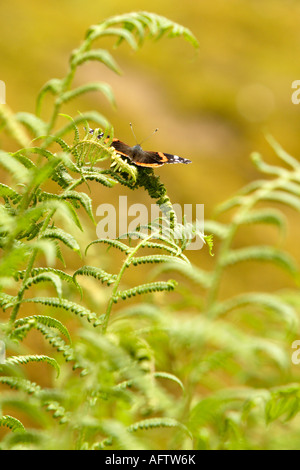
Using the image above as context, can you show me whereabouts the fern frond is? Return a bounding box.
[4,354,60,378]
[0,377,42,395]
[153,372,185,392]
[127,417,192,439]
[0,183,21,202]
[0,104,31,147]
[129,254,188,266]
[0,415,25,433]
[23,272,63,298]
[211,293,298,328]
[115,280,177,302]
[12,315,72,343]
[73,266,117,286]
[15,112,48,138]
[0,150,30,183]
[238,208,286,232]
[251,152,288,176]
[87,11,199,49]
[61,190,94,223]
[204,220,230,239]
[92,420,145,450]
[261,190,300,212]
[86,238,131,255]
[223,246,299,278]
[53,111,108,140]
[110,152,138,182]
[59,82,115,107]
[72,171,117,189]
[36,78,63,116]
[42,227,81,255]
[71,49,122,75]
[44,401,69,424]
[27,239,57,267]
[0,293,17,310]
[265,383,300,424]
[203,234,214,256]
[22,297,102,326]
[266,134,300,170]
[17,267,77,287]
[151,262,212,289]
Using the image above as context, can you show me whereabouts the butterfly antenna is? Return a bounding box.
[130,123,159,146]
[129,122,139,144]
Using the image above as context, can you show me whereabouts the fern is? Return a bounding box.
[3,355,60,378]
[11,315,72,343]
[0,415,25,433]
[115,280,178,302]
[5,8,293,451]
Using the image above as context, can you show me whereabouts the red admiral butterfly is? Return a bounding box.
[90,125,192,168]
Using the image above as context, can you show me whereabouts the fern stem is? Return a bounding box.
[102,231,159,333]
[9,209,56,325]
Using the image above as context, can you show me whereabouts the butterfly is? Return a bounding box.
[90,125,191,168]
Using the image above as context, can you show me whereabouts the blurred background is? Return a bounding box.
[1,0,300,294]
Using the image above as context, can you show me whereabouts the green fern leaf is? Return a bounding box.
[129,254,188,266]
[151,262,212,289]
[86,238,131,255]
[71,49,122,75]
[18,267,76,287]
[36,78,63,116]
[262,190,300,212]
[223,246,299,278]
[115,280,177,301]
[238,208,286,232]
[0,183,21,202]
[203,220,230,239]
[153,371,185,392]
[73,171,117,189]
[0,415,25,433]
[0,377,42,395]
[42,227,81,254]
[53,111,108,140]
[110,152,138,182]
[23,272,63,298]
[62,190,94,223]
[15,112,48,137]
[73,266,117,286]
[22,297,101,326]
[88,26,138,50]
[127,417,192,440]
[266,134,300,170]
[0,104,31,147]
[0,150,30,183]
[12,315,72,343]
[212,293,298,328]
[5,354,60,378]
[59,82,115,107]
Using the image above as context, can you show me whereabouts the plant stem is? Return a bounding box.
[102,231,158,333]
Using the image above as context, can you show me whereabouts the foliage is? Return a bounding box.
[0,10,300,451]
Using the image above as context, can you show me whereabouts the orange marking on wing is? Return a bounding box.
[104,137,119,143]
[157,151,168,162]
[115,151,130,157]
[134,162,162,168]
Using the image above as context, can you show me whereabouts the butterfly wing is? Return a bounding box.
[134,151,191,167]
